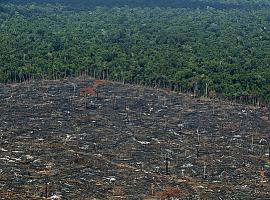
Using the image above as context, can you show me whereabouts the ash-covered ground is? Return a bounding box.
[0,78,269,199]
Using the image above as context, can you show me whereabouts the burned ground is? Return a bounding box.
[0,78,270,199]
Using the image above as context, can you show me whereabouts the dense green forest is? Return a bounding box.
[0,1,270,105]
[5,0,270,10]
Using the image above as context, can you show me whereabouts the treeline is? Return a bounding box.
[0,3,270,105]
[6,0,270,10]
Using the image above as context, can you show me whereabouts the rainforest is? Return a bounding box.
[0,0,270,104]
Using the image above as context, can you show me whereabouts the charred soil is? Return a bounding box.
[0,78,270,199]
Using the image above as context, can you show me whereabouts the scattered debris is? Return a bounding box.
[0,78,269,199]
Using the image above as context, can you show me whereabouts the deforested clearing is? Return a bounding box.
[0,78,269,199]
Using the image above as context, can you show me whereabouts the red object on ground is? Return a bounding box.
[80,87,94,96]
[92,80,106,89]
[79,80,106,97]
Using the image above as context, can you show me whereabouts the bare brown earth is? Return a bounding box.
[0,77,269,200]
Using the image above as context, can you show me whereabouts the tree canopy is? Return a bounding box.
[0,1,270,105]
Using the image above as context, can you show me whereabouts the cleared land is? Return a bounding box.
[0,78,269,199]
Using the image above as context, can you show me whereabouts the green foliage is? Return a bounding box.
[0,2,270,104]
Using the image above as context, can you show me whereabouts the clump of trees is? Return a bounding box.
[0,2,270,105]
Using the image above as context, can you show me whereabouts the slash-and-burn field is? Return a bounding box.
[0,78,270,200]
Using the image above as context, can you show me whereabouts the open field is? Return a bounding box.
[0,78,269,199]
